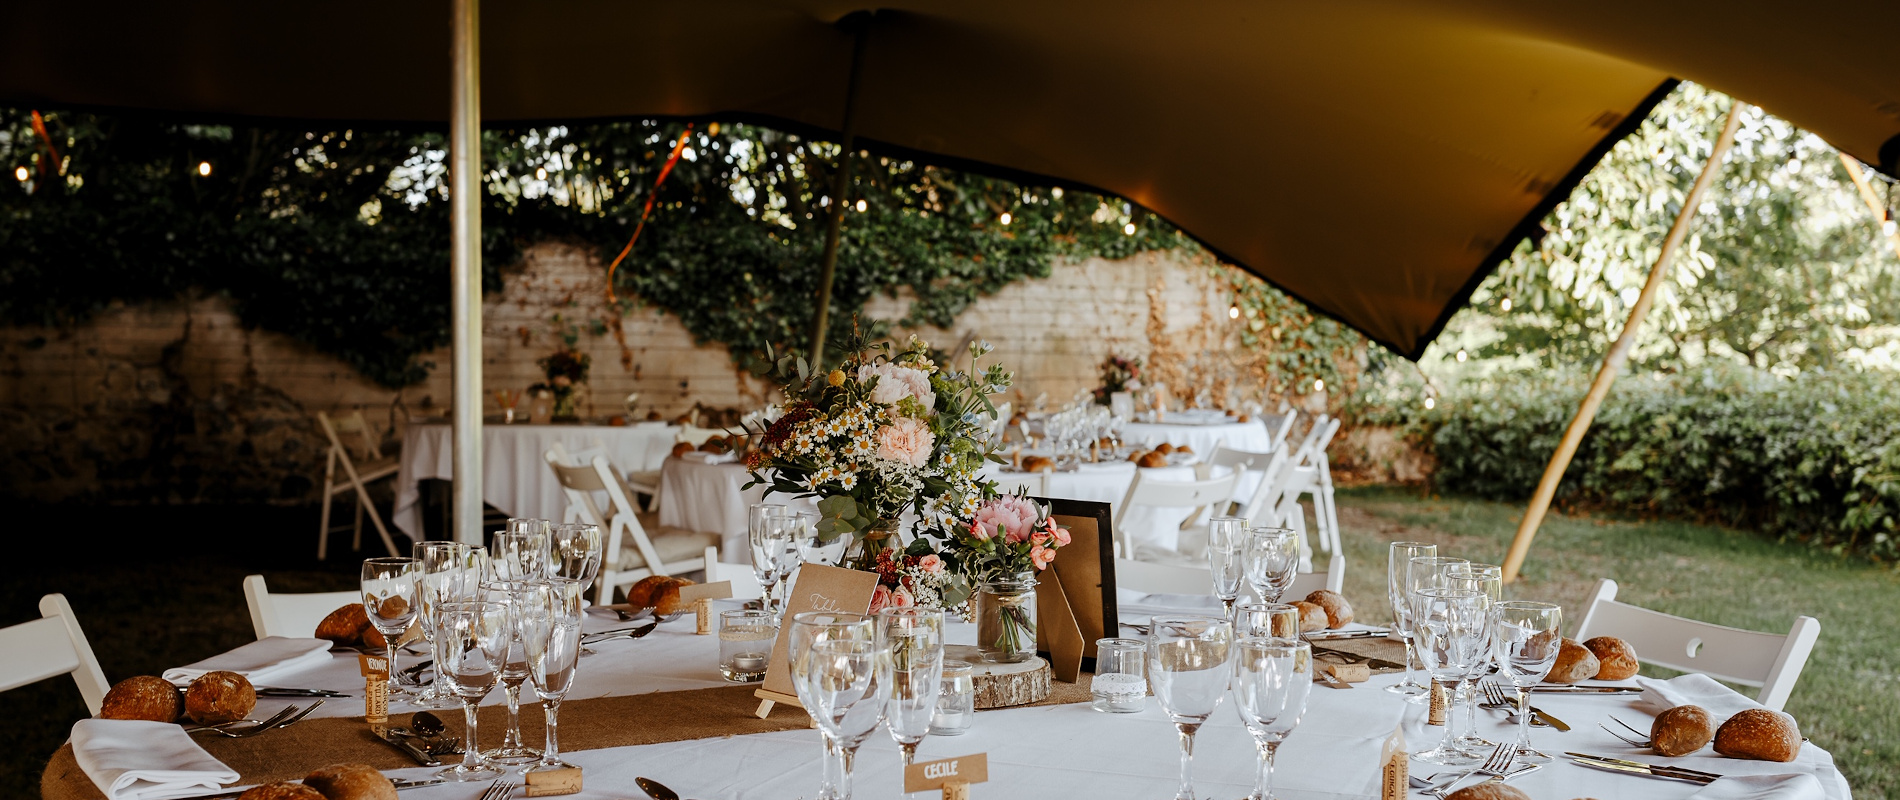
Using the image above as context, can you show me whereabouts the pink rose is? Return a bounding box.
[858,363,936,408]
[919,554,945,573]
[1031,530,1051,547]
[1030,545,1056,570]
[1048,519,1071,546]
[874,417,936,467]
[869,584,892,614]
[890,586,916,608]
[972,494,1040,543]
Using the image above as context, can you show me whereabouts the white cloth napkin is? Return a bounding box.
[162,636,333,686]
[682,450,738,464]
[70,719,239,800]
[1636,673,1765,722]
[1687,773,1825,800]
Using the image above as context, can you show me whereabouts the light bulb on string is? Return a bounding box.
[1501,297,1513,312]
[999,212,1012,225]
[1228,305,1240,320]
[1123,222,1136,236]
[855,199,867,213]
[1314,379,1325,392]
[1424,396,1436,410]
[197,161,212,177]
[13,166,27,182]
[535,167,547,181]
[1456,350,1467,362]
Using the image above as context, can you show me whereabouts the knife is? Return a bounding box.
[1306,643,1407,671]
[1523,704,1570,731]
[173,778,446,800]
[1532,685,1641,694]
[256,688,350,697]
[1304,629,1387,640]
[1564,753,1722,780]
[582,620,660,645]
[1567,754,1717,784]
[373,726,442,766]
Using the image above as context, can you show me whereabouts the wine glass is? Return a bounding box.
[1384,542,1437,698]
[1147,614,1233,800]
[747,503,788,610]
[360,557,420,700]
[751,510,794,616]
[1409,587,1487,765]
[1447,563,1503,754]
[479,580,542,766]
[1235,603,1301,640]
[433,599,510,781]
[777,511,818,597]
[790,612,885,800]
[519,580,585,771]
[1206,517,1247,618]
[1232,638,1311,800]
[1493,601,1563,764]
[493,519,551,581]
[790,510,841,568]
[549,523,604,596]
[1242,527,1299,604]
[876,608,944,767]
[412,542,477,709]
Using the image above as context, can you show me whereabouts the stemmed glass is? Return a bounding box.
[751,510,795,616]
[747,503,788,611]
[493,519,551,581]
[1243,527,1300,604]
[1384,542,1437,697]
[793,510,844,568]
[876,608,944,767]
[1147,615,1234,800]
[1492,601,1563,764]
[433,599,510,781]
[361,557,420,700]
[1235,603,1301,639]
[412,542,477,709]
[1232,638,1311,800]
[519,580,585,772]
[1447,563,1503,755]
[1206,517,1247,619]
[790,612,886,800]
[777,511,818,598]
[479,580,542,767]
[548,523,604,595]
[1409,587,1487,765]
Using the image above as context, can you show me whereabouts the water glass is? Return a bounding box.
[433,600,510,781]
[1243,527,1300,604]
[876,608,945,766]
[479,581,542,766]
[548,523,603,595]
[411,542,472,708]
[929,661,975,735]
[1235,603,1301,640]
[1232,638,1311,800]
[719,609,777,682]
[361,557,420,700]
[1385,542,1437,697]
[1447,563,1503,754]
[493,519,551,581]
[1091,638,1146,713]
[1493,601,1563,763]
[789,612,884,800]
[1206,517,1247,618]
[518,580,584,771]
[1148,615,1234,800]
[778,510,818,590]
[748,503,789,613]
[1409,587,1487,765]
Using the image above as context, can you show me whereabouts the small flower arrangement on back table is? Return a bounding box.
[1091,354,1143,406]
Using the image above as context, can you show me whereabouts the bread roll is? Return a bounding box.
[1175,445,1193,455]
[625,575,673,609]
[1713,708,1802,762]
[699,437,727,453]
[1651,704,1716,756]
[1544,638,1599,683]
[315,604,370,647]
[1237,413,1252,423]
[1137,451,1169,468]
[653,577,697,616]
[1022,456,1055,473]
[669,441,694,459]
[1583,636,1640,681]
[1303,590,1354,628]
[1290,601,1328,633]
[185,671,257,725]
[99,676,182,722]
[1445,783,1531,800]
[1127,450,1147,463]
[1154,442,1176,454]
[238,783,325,800]
[304,763,398,800]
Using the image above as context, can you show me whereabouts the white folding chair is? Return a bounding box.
[1,594,110,715]
[1114,552,1344,597]
[990,470,1048,497]
[546,450,720,605]
[1202,444,1292,524]
[1114,471,1240,561]
[1573,578,1819,711]
[1277,416,1342,555]
[243,575,358,640]
[549,440,661,513]
[316,410,402,559]
[704,561,766,601]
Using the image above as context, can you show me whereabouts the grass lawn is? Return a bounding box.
[1331,485,1900,800]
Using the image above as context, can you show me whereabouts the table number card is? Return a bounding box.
[904,753,989,799]
[752,564,880,718]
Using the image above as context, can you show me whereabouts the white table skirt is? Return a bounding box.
[656,457,819,560]
[393,422,678,536]
[1123,418,1275,455]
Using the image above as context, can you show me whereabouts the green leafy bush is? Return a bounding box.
[1422,365,1900,560]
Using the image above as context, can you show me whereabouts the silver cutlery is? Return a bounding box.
[1304,628,1387,640]
[581,620,660,645]
[1532,685,1642,694]
[1410,764,1540,793]
[1566,752,1720,784]
[170,777,444,800]
[255,688,349,698]
[636,776,687,800]
[188,704,301,737]
[1600,714,1654,747]
[1482,681,1568,731]
[479,779,517,800]
[1308,643,1407,671]
[1430,742,1517,798]
[373,725,442,766]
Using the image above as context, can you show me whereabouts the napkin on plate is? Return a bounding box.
[1635,673,1765,722]
[71,719,240,800]
[681,450,738,464]
[1687,773,1825,800]
[162,636,333,686]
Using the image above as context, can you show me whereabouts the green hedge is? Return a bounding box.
[1422,366,1900,561]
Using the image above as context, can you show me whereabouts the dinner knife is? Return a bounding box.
[1567,755,1717,784]
[1524,704,1570,731]
[1531,685,1642,694]
[1306,643,1407,671]
[582,620,661,645]
[1563,753,1722,781]
[373,727,443,766]
[256,688,350,697]
[1304,629,1388,641]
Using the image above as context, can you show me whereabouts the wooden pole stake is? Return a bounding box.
[1838,152,1900,262]
[807,15,872,367]
[1500,101,1746,584]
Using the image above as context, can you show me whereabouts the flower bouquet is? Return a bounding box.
[1090,354,1143,406]
[931,492,1071,661]
[532,346,590,421]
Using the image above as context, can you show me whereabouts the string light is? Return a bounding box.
[197,161,212,177]
[1314,378,1325,392]
[13,166,26,182]
[1456,349,1467,362]
[535,167,547,181]
[999,212,1012,225]
[1228,305,1240,320]
[855,199,867,213]
[1123,222,1136,236]
[1500,297,1513,312]
[1051,187,1064,199]
[1424,396,1436,410]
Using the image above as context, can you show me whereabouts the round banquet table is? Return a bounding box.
[1121,415,1275,455]
[42,590,1854,800]
[393,421,678,537]
[655,456,818,560]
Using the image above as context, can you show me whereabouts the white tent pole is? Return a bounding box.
[450,0,484,546]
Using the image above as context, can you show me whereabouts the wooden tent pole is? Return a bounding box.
[1838,152,1900,261]
[807,19,872,368]
[1500,101,1745,583]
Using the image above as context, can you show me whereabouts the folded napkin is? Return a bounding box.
[1636,673,1765,722]
[162,636,333,686]
[681,450,738,464]
[71,719,240,800]
[1687,773,1825,800]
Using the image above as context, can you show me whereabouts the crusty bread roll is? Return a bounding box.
[699,436,727,453]
[1544,638,1599,683]
[1713,708,1802,762]
[1175,445,1193,455]
[1022,456,1055,473]
[1303,590,1354,629]
[239,783,326,800]
[625,575,673,609]
[1137,451,1169,468]
[669,441,694,459]
[304,763,398,800]
[1583,636,1639,681]
[315,604,370,647]
[1289,601,1328,633]
[185,671,257,725]
[99,676,182,722]
[1154,442,1176,454]
[653,577,697,616]
[1127,450,1146,462]
[1651,704,1716,756]
[1445,783,1532,800]
[1237,413,1252,423]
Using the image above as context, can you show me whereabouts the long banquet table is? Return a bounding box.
[393,421,678,537]
[44,592,1852,800]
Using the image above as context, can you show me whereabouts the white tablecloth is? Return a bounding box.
[392,422,678,536]
[1123,417,1275,455]
[656,457,818,559]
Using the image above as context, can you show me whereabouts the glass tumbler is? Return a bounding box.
[928,660,976,735]
[719,609,777,682]
[1091,638,1147,713]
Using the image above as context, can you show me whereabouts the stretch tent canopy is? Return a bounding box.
[4,0,1897,357]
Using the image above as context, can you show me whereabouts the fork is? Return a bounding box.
[1430,742,1516,798]
[191,704,301,737]
[479,779,516,800]
[1480,682,1550,728]
[1600,714,1653,747]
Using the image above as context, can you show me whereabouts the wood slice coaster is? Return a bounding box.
[948,645,1052,709]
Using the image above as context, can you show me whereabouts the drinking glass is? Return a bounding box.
[1409,587,1487,765]
[412,542,477,709]
[479,580,542,766]
[1384,542,1438,698]
[1147,614,1234,800]
[433,599,510,781]
[1492,601,1563,764]
[518,580,584,771]
[1235,603,1301,640]
[1091,638,1146,713]
[360,557,420,700]
[876,608,944,767]
[748,503,789,613]
[493,519,551,581]
[1243,527,1300,604]
[929,661,975,735]
[719,609,776,681]
[1206,517,1247,618]
[548,523,604,594]
[790,612,885,800]
[793,510,844,568]
[1447,563,1502,754]
[777,510,818,595]
[1232,638,1311,800]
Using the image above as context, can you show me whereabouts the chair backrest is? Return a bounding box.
[991,471,1048,497]
[1573,579,1819,711]
[1204,444,1274,473]
[546,449,676,602]
[1112,471,1241,557]
[243,575,359,641]
[704,561,765,601]
[1,594,110,715]
[317,410,383,461]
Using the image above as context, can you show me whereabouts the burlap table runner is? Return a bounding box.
[45,679,1095,800]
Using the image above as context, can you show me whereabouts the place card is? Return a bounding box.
[904,753,989,799]
[752,564,880,718]
[524,766,582,796]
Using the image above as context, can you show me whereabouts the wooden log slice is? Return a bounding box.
[947,645,1052,709]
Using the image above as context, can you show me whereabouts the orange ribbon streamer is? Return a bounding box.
[605,123,697,305]
[29,110,61,175]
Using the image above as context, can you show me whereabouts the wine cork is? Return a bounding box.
[1427,678,1451,726]
[695,598,711,635]
[942,782,969,800]
[524,766,583,796]
[357,654,389,726]
[1381,753,1406,800]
